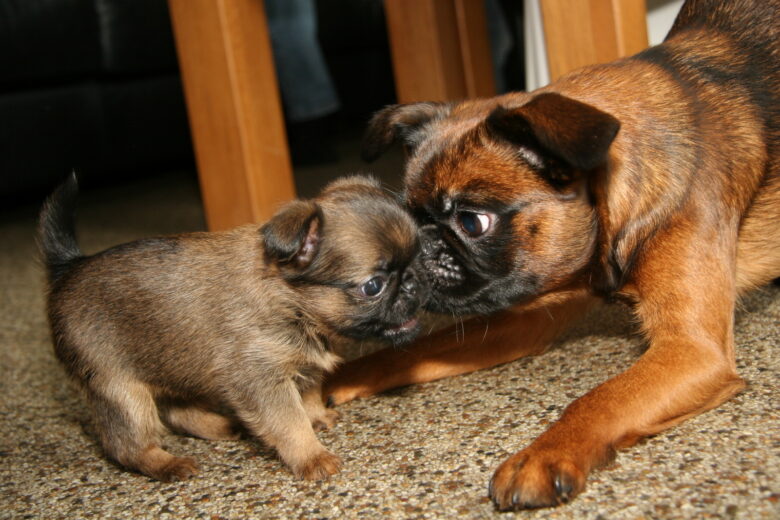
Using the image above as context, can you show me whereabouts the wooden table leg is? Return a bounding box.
[168,0,295,231]
[540,0,648,81]
[383,0,495,103]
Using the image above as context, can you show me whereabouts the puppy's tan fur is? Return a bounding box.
[40,175,425,481]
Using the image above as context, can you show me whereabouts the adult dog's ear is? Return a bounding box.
[362,102,452,162]
[261,200,322,269]
[487,93,620,177]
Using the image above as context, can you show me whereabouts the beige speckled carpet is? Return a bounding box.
[1,162,778,519]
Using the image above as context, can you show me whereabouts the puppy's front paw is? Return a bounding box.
[489,448,586,510]
[302,389,340,430]
[294,450,342,480]
[311,408,340,432]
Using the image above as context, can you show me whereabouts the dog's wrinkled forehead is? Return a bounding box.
[403,95,542,208]
[406,115,484,177]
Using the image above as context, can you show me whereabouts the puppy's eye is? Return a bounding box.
[457,211,492,237]
[360,276,387,297]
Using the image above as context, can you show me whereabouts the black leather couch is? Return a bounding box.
[0,0,193,202]
[0,0,395,204]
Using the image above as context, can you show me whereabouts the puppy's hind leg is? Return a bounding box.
[87,376,199,481]
[160,402,241,441]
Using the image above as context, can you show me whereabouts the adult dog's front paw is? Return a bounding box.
[488,447,588,510]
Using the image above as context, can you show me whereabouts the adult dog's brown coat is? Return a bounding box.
[325,0,780,509]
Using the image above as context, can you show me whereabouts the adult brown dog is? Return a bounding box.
[325,0,780,510]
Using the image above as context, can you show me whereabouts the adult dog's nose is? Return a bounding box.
[401,270,418,295]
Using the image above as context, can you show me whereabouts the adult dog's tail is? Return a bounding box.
[38,172,83,283]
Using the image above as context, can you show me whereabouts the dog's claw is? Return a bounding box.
[554,473,574,503]
[489,446,588,510]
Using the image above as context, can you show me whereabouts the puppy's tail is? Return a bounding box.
[38,172,83,283]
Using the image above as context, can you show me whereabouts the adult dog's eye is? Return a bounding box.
[360,276,386,297]
[457,211,492,237]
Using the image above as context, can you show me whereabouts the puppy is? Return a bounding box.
[325,0,780,509]
[39,173,426,482]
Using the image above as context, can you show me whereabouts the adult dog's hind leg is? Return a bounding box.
[735,176,780,292]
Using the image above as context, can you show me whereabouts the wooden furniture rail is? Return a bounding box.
[168,0,647,231]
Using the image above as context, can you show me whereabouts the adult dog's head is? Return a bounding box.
[363,92,620,315]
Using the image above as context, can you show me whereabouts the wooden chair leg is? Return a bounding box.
[540,0,648,81]
[168,0,295,231]
[383,0,496,103]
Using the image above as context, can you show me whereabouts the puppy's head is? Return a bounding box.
[363,92,619,315]
[261,175,427,344]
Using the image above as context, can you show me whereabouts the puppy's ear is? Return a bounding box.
[261,200,322,269]
[487,93,620,178]
[362,102,452,162]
